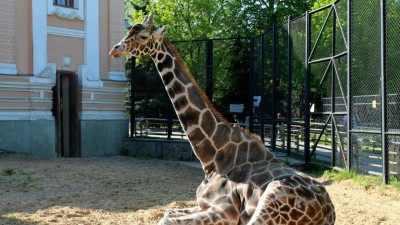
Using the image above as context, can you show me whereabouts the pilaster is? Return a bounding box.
[79,0,103,88]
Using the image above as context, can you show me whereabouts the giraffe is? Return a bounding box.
[110,15,335,225]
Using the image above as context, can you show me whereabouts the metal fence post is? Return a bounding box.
[331,7,337,167]
[249,38,255,132]
[287,17,292,156]
[167,100,173,139]
[272,24,277,151]
[305,11,311,162]
[206,40,214,103]
[260,33,265,142]
[380,0,389,184]
[130,57,136,138]
[346,0,352,171]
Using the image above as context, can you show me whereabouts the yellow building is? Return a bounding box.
[0,0,128,157]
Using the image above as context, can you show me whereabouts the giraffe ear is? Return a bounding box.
[142,15,154,26]
[154,25,167,36]
[141,15,148,24]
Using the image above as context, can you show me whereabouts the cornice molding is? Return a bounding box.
[0,63,17,75]
[47,26,85,39]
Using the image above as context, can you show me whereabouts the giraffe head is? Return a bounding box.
[109,15,167,58]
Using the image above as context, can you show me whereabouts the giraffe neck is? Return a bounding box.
[151,40,237,172]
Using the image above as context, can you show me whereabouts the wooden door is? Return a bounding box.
[54,71,80,157]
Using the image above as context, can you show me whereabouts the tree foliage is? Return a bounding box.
[126,0,316,40]
[124,0,318,119]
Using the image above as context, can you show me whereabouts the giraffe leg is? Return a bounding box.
[158,208,238,225]
[247,179,335,225]
[163,206,201,218]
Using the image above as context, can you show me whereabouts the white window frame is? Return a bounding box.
[53,0,78,9]
[47,0,84,20]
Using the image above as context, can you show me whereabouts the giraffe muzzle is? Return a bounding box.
[109,44,125,57]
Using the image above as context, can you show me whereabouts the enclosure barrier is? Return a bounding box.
[127,0,399,184]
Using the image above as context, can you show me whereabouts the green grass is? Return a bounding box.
[296,163,400,193]
[283,157,290,166]
[9,215,21,222]
[18,169,34,176]
[323,169,400,192]
[302,163,328,177]
[3,168,16,176]
[274,148,330,166]
[9,216,18,221]
[1,168,35,183]
[389,176,400,191]
[27,175,35,183]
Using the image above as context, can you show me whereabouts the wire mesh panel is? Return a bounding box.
[251,35,264,139]
[350,0,382,174]
[212,39,251,122]
[130,57,182,137]
[309,5,334,165]
[274,24,289,152]
[386,1,400,180]
[130,41,207,139]
[262,30,274,147]
[132,61,166,118]
[174,41,207,91]
[289,15,306,161]
[350,0,381,132]
[334,0,348,58]
[126,0,398,182]
[290,16,306,123]
[308,1,349,166]
[388,135,400,180]
[386,1,400,133]
[262,31,274,147]
[310,9,333,62]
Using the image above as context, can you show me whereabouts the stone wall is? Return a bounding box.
[80,120,128,157]
[0,120,57,157]
[122,138,198,161]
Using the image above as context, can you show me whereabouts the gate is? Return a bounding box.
[306,0,349,167]
[250,1,349,166]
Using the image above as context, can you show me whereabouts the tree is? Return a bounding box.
[124,0,317,119]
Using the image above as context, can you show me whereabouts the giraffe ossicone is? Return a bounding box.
[110,15,335,225]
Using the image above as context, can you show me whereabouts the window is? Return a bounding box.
[48,0,84,20]
[53,0,78,9]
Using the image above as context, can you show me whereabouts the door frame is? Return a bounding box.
[55,71,80,157]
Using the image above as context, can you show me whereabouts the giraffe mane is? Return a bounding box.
[167,41,263,144]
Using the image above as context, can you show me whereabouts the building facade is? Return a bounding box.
[0,0,128,157]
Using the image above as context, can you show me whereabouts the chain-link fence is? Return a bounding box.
[349,0,382,177]
[127,0,399,183]
[127,38,251,139]
[386,0,400,182]
[347,0,400,182]
[250,1,349,166]
[247,0,399,183]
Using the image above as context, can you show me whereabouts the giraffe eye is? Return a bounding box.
[140,35,148,40]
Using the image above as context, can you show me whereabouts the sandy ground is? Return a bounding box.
[0,154,399,225]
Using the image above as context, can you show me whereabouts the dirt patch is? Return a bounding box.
[0,154,399,224]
